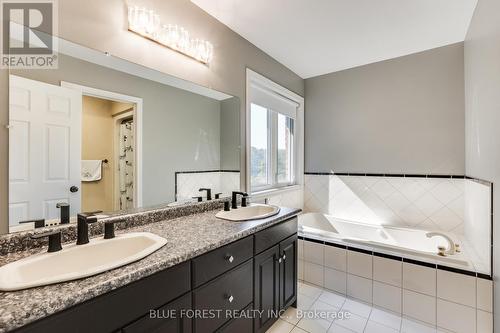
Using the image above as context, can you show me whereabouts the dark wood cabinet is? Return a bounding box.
[279,235,297,309]
[253,245,281,333]
[122,293,192,333]
[193,260,253,333]
[253,234,298,333]
[13,217,298,333]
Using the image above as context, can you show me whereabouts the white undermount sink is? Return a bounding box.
[216,204,280,221]
[0,232,167,291]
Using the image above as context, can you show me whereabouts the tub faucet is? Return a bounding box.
[426,232,457,255]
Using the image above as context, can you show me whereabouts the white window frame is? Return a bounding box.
[246,69,304,196]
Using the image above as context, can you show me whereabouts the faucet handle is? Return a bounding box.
[192,196,203,202]
[19,219,45,228]
[104,221,116,239]
[214,193,223,199]
[242,196,250,207]
[30,230,62,252]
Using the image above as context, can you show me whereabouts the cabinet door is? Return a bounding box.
[279,235,297,309]
[253,245,280,333]
[122,293,192,333]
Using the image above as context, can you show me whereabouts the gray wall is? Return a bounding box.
[7,53,238,212]
[0,0,303,233]
[464,0,500,330]
[220,97,241,170]
[305,43,465,174]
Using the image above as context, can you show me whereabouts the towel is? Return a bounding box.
[81,160,102,182]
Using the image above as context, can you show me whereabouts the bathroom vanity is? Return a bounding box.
[0,206,300,333]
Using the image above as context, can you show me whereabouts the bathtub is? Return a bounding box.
[298,212,470,267]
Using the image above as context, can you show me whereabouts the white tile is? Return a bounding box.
[310,300,341,322]
[324,268,347,294]
[267,319,294,333]
[373,281,402,313]
[324,245,347,271]
[282,306,301,325]
[429,206,463,231]
[437,299,476,333]
[430,181,462,205]
[297,317,332,333]
[346,274,372,303]
[402,289,436,325]
[304,241,325,265]
[414,192,443,217]
[347,251,372,279]
[299,259,304,280]
[397,204,427,226]
[364,321,399,333]
[334,312,367,333]
[290,327,308,333]
[401,318,437,333]
[297,293,317,311]
[304,262,325,287]
[299,239,304,259]
[341,298,372,318]
[319,290,346,309]
[385,192,412,214]
[299,282,324,300]
[373,256,402,287]
[369,308,402,330]
[476,310,493,333]
[402,262,436,296]
[476,278,493,312]
[371,180,396,199]
[327,323,354,333]
[436,269,476,307]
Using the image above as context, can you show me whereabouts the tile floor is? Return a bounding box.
[266,282,455,333]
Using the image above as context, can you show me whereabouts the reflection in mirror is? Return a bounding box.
[7,39,240,233]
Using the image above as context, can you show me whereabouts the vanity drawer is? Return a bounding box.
[254,217,297,254]
[193,260,253,333]
[122,292,192,333]
[192,236,253,287]
[217,304,253,333]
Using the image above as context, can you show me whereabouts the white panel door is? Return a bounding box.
[9,75,82,226]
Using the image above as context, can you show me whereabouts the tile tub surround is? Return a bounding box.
[0,207,301,332]
[175,170,240,201]
[303,173,492,233]
[298,238,493,333]
[0,198,234,255]
[303,173,492,274]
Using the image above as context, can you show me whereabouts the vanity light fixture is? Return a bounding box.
[127,6,214,64]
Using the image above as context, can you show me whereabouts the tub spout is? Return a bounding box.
[426,232,457,255]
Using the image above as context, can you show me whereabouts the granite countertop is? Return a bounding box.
[0,207,301,332]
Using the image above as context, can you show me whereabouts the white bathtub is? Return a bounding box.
[299,212,470,267]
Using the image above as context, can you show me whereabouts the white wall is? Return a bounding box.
[464,0,500,329]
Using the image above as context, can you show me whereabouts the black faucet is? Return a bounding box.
[30,230,62,252]
[56,202,70,224]
[231,191,248,209]
[76,212,100,245]
[199,188,212,200]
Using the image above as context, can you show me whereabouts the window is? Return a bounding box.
[249,79,300,192]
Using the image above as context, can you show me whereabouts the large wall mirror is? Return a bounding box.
[7,38,241,233]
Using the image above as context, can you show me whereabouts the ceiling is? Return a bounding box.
[192,0,477,78]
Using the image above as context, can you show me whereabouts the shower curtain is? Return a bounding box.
[119,119,134,210]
